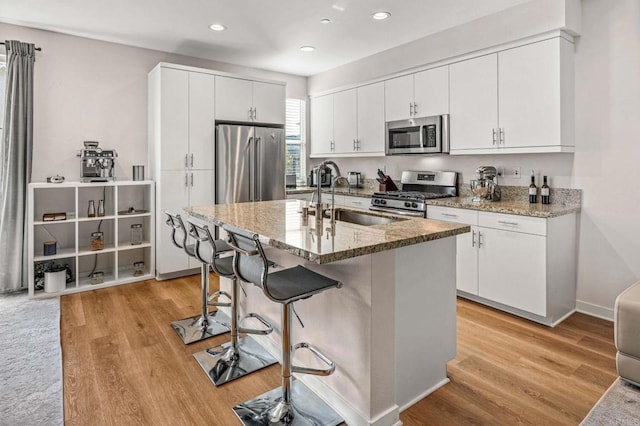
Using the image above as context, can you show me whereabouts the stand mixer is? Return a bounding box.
[470,166,501,202]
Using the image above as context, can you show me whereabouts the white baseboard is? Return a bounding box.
[398,377,449,413]
[576,300,614,322]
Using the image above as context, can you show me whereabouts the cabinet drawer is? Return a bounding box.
[479,211,546,236]
[341,195,370,209]
[427,206,478,226]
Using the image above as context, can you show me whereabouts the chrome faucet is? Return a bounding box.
[312,160,342,215]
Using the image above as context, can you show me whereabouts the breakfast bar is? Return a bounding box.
[189,200,469,426]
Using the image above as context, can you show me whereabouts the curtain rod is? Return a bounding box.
[0,42,42,51]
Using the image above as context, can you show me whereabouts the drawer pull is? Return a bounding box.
[442,213,458,218]
[498,220,519,226]
[471,230,476,247]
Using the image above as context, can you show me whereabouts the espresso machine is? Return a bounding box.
[471,166,501,201]
[77,141,117,182]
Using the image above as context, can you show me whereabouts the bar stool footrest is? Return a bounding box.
[238,313,274,335]
[208,290,231,307]
[291,342,335,376]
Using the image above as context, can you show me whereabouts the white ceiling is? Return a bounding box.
[0,0,528,76]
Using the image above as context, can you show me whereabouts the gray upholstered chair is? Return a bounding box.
[164,211,230,344]
[614,280,640,386]
[188,220,277,386]
[223,224,343,426]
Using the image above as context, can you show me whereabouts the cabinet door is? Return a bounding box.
[449,54,498,151]
[252,81,285,124]
[413,66,449,117]
[357,82,385,154]
[215,76,253,122]
[457,226,479,295]
[157,170,190,275]
[160,68,189,171]
[189,72,215,170]
[384,74,413,121]
[188,170,215,268]
[498,38,561,149]
[333,89,357,154]
[310,95,334,156]
[478,227,547,316]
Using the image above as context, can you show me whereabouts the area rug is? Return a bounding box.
[581,378,640,425]
[0,292,63,426]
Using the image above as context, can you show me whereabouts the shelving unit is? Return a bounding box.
[27,180,155,298]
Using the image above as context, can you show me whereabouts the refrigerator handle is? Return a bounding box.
[248,136,254,202]
[255,137,261,201]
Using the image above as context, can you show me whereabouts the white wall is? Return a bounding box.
[0,22,307,183]
[307,0,640,316]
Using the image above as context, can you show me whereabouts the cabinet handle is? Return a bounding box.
[357,139,360,150]
[190,173,194,187]
[492,128,497,145]
[472,230,476,247]
[413,102,418,115]
[500,128,505,145]
[190,153,194,168]
[478,231,483,248]
[497,220,519,226]
[185,173,188,187]
[353,139,356,150]
[253,107,257,120]
[442,213,458,218]
[409,102,414,116]
[330,140,335,152]
[184,154,189,168]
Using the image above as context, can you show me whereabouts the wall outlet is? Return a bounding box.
[508,167,522,178]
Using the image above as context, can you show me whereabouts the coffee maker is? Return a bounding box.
[471,166,501,201]
[77,141,117,182]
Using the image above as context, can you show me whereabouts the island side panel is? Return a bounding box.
[395,236,457,410]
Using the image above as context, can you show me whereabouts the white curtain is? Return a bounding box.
[0,40,35,293]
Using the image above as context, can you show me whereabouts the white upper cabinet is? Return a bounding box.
[159,68,189,171]
[356,82,385,154]
[333,89,358,153]
[413,66,449,118]
[449,54,499,152]
[159,69,215,171]
[310,95,334,156]
[215,76,285,124]
[310,82,385,157]
[385,66,449,122]
[450,37,574,154]
[188,72,215,170]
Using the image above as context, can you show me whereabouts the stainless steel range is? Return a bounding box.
[370,170,457,217]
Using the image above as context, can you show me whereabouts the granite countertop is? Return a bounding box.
[426,197,581,218]
[286,186,376,198]
[188,200,469,264]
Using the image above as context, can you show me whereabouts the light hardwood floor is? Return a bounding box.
[61,274,616,425]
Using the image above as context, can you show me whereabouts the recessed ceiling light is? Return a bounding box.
[209,23,226,31]
[320,18,332,24]
[300,46,315,52]
[372,11,391,20]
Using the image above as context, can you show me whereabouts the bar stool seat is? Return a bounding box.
[189,220,278,386]
[223,224,343,426]
[164,212,231,344]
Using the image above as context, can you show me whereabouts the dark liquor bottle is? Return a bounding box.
[541,176,550,205]
[529,173,537,204]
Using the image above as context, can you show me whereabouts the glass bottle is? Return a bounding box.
[528,172,537,204]
[130,224,143,245]
[541,176,550,205]
[87,200,96,217]
[97,199,105,217]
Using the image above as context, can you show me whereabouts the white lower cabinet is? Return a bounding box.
[427,206,576,325]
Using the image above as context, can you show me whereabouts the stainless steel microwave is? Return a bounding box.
[386,114,449,155]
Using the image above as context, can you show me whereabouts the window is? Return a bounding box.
[285,99,306,184]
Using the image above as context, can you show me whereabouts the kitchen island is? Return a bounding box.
[188,200,469,426]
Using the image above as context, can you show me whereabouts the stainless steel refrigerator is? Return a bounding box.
[216,124,285,204]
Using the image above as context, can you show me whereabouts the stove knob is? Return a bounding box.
[404,202,411,208]
[412,202,418,208]
[381,200,387,205]
[374,199,380,204]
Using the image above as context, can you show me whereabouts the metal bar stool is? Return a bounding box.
[164,211,230,344]
[188,220,278,386]
[223,224,343,426]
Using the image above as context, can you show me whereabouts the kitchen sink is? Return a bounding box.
[329,209,408,226]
